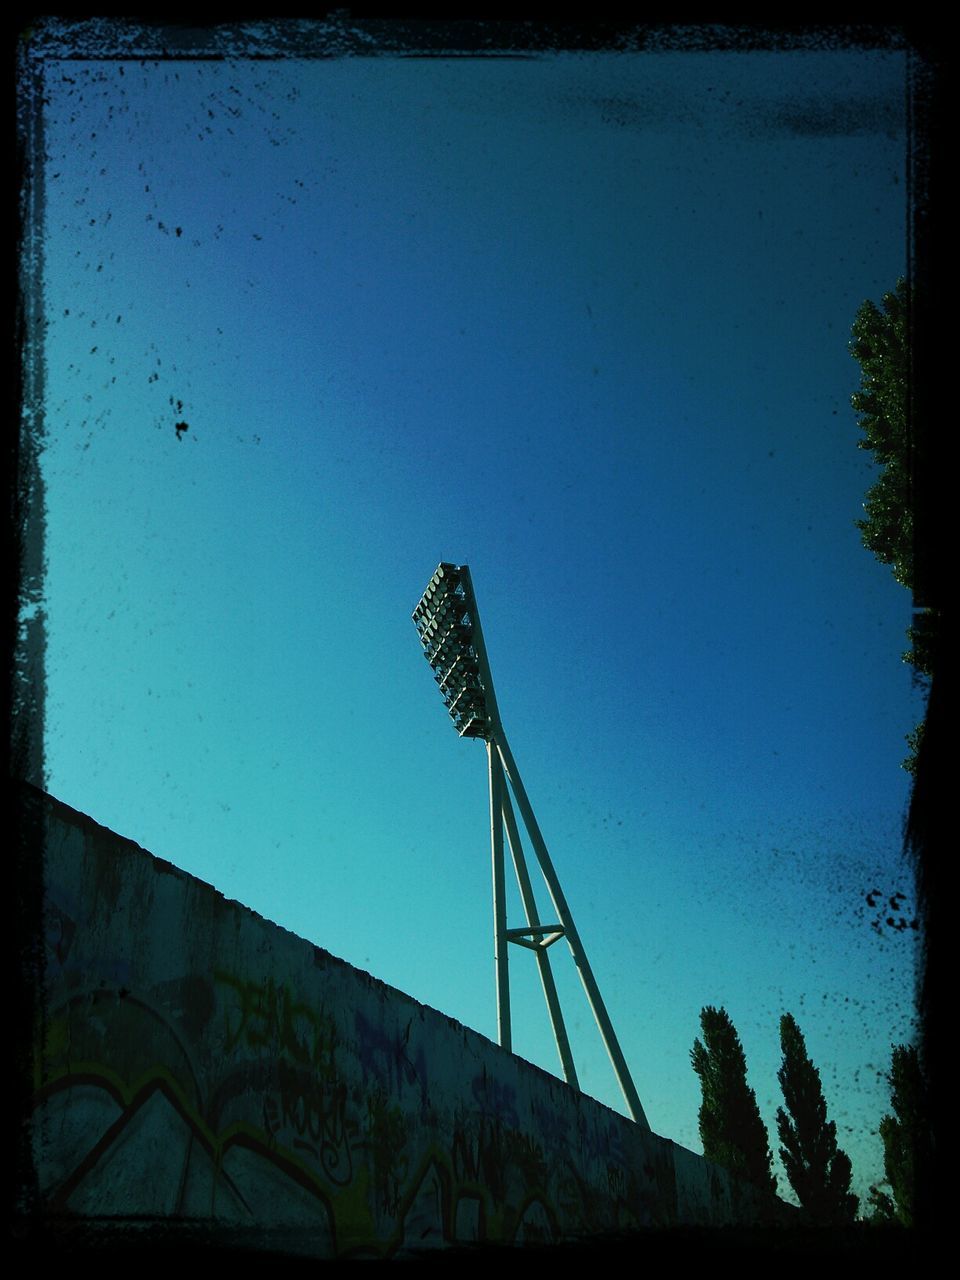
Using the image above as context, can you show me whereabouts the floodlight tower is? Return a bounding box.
[412,563,649,1129]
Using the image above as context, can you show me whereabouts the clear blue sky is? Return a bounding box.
[33,37,919,1209]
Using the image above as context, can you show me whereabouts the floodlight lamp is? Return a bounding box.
[423,589,468,626]
[437,652,481,695]
[414,562,495,740]
[414,597,467,641]
[421,609,469,647]
[427,624,473,664]
[449,686,485,720]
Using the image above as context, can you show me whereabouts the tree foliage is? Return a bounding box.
[865,1183,897,1224]
[690,1006,777,1199]
[850,278,911,590]
[850,277,937,771]
[877,1043,931,1227]
[775,1013,858,1224]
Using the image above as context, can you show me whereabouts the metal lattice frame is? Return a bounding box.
[412,563,649,1129]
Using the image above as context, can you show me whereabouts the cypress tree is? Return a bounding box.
[690,1006,777,1198]
[878,1043,932,1227]
[775,1013,858,1224]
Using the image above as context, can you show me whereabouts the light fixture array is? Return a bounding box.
[412,563,491,740]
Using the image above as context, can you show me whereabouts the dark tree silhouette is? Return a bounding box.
[690,1006,777,1199]
[877,1043,932,1227]
[850,278,911,589]
[849,277,937,774]
[775,1013,858,1224]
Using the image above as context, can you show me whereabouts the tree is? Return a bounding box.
[775,1013,858,1224]
[849,278,938,773]
[690,1006,777,1198]
[865,1183,897,1224]
[877,1043,932,1227]
[850,278,912,590]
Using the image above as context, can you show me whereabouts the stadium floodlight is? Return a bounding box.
[412,562,649,1129]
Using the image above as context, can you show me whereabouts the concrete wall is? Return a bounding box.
[30,786,772,1256]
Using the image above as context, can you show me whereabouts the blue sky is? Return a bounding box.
[32,36,919,1208]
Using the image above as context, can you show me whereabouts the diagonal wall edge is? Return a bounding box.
[24,783,786,1256]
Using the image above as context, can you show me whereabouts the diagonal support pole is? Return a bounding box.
[496,735,650,1129]
[498,771,580,1090]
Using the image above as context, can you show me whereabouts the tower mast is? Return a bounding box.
[412,562,648,1129]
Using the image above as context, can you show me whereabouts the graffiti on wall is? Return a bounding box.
[32,802,741,1258]
[37,895,625,1255]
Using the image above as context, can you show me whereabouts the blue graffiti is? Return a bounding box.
[354,1011,429,1113]
[470,1072,519,1129]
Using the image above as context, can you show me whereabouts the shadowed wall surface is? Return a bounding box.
[29,785,777,1256]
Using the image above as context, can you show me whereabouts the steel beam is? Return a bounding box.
[488,740,511,1052]
[495,734,649,1129]
[499,776,579,1090]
